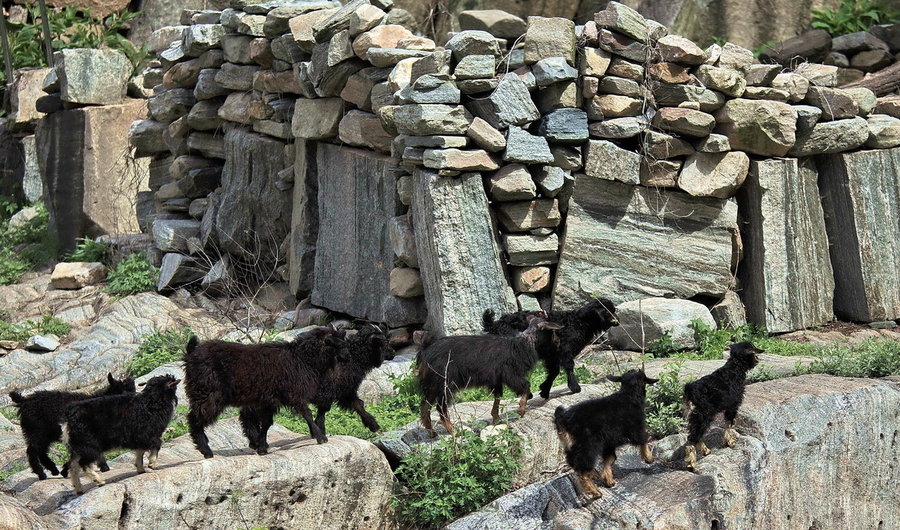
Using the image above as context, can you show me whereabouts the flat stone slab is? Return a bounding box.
[737,158,834,332]
[312,145,425,326]
[817,147,900,322]
[554,177,737,307]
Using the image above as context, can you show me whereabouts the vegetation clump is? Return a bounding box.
[105,252,159,295]
[126,326,194,377]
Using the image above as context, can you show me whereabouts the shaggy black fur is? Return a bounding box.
[553,369,657,499]
[483,298,619,399]
[183,327,345,457]
[239,326,395,454]
[63,375,179,494]
[682,341,762,469]
[8,373,136,480]
[418,316,562,436]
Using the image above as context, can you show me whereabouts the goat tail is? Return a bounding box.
[682,385,693,420]
[481,309,496,332]
[8,391,24,405]
[185,335,199,355]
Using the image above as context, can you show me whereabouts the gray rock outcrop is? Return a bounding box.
[554,177,738,307]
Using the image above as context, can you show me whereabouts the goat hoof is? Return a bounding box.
[37,475,47,481]
[256,448,268,456]
[315,437,328,444]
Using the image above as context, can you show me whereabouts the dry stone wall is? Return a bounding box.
[128,0,900,335]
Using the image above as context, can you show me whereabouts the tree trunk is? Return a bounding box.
[841,62,900,96]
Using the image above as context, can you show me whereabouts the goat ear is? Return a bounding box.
[606,374,622,383]
[644,376,659,385]
[538,321,563,331]
[166,379,181,389]
[107,373,115,385]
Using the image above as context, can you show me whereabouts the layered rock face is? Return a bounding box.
[449,375,900,528]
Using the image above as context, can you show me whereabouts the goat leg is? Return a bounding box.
[134,450,146,473]
[37,449,60,477]
[69,461,84,495]
[26,446,48,481]
[684,444,697,471]
[696,440,711,456]
[723,423,738,448]
[98,458,110,473]
[297,404,328,444]
[420,400,436,438]
[575,471,603,500]
[84,463,106,487]
[437,401,455,435]
[600,455,616,487]
[640,443,654,464]
[491,397,501,425]
[350,397,380,432]
[148,449,159,469]
[517,393,529,417]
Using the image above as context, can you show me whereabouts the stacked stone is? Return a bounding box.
[129,0,900,334]
[760,25,900,81]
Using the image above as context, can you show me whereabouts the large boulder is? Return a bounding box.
[449,375,900,529]
[608,297,716,351]
[312,144,426,326]
[55,49,132,106]
[289,141,318,296]
[817,147,900,322]
[3,420,394,529]
[411,170,516,335]
[554,177,738,307]
[737,158,834,332]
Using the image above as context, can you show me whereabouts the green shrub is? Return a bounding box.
[0,315,71,343]
[126,326,193,377]
[0,203,54,285]
[392,427,524,528]
[66,238,110,264]
[746,364,780,384]
[0,7,148,87]
[797,338,900,378]
[690,320,817,360]
[106,252,158,295]
[811,0,899,36]
[645,360,688,439]
[648,331,680,357]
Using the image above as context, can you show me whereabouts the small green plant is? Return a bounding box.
[645,360,688,438]
[0,203,54,285]
[811,0,899,36]
[126,326,194,377]
[105,252,159,295]
[797,338,900,378]
[648,331,680,358]
[0,315,71,343]
[392,426,524,528]
[65,238,110,264]
[746,364,780,383]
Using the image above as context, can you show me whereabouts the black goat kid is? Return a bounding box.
[63,375,180,494]
[683,341,763,470]
[418,316,562,437]
[184,327,346,458]
[554,369,657,500]
[483,297,618,399]
[238,326,394,454]
[8,373,136,480]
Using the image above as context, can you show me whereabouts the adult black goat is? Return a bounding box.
[553,369,657,500]
[238,326,395,454]
[682,341,762,470]
[483,297,618,399]
[418,316,562,437]
[8,373,136,480]
[63,375,179,494]
[183,327,345,457]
